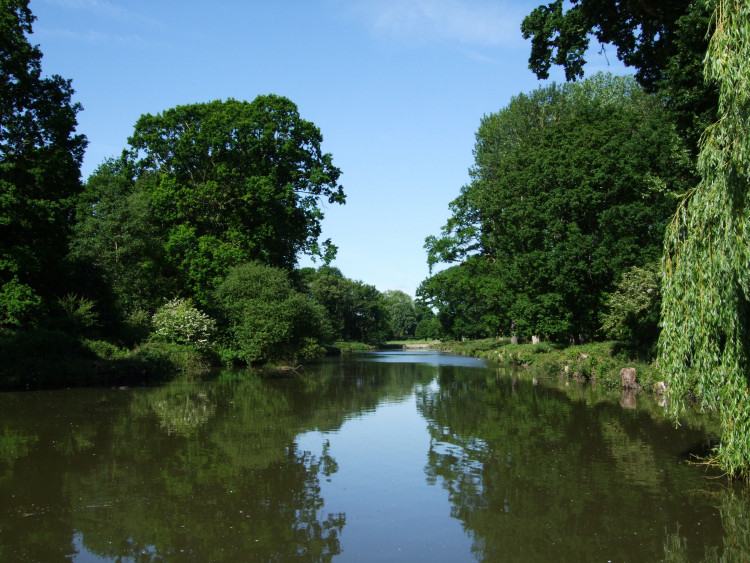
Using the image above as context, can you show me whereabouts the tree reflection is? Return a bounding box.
[62,374,353,561]
[0,359,435,561]
[3,357,746,560]
[417,368,741,560]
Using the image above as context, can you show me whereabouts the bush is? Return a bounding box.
[151,298,216,349]
[0,328,99,389]
[53,294,99,335]
[214,262,331,364]
[134,340,212,374]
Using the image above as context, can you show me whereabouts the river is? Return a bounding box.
[0,350,747,561]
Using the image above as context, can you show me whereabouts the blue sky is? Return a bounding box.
[29,0,628,297]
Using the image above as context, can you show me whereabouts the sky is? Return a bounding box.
[28,0,629,297]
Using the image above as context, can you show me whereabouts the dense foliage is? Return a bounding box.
[421,73,694,343]
[214,262,331,364]
[658,0,750,477]
[0,1,440,387]
[0,0,87,327]
[127,97,345,304]
[521,0,717,155]
[64,97,361,369]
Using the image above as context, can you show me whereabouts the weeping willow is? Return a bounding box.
[659,0,750,477]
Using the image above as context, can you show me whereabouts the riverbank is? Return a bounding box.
[0,328,215,390]
[431,338,658,392]
[0,329,654,394]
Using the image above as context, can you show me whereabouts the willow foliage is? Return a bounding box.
[659,0,750,477]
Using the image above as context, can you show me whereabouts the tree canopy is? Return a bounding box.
[521,0,717,155]
[0,0,86,327]
[125,96,345,304]
[422,73,695,342]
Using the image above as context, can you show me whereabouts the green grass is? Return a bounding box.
[433,337,660,391]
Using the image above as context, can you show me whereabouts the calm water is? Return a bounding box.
[1,350,748,561]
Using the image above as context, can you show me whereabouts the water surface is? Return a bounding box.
[1,350,747,561]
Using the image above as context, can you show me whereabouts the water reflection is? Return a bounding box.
[0,352,747,561]
[416,367,739,561]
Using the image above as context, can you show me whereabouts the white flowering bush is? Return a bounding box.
[151,298,216,349]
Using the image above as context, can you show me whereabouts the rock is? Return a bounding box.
[655,381,668,395]
[620,367,638,389]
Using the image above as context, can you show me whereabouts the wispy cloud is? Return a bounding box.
[41,0,162,29]
[40,27,153,48]
[346,0,525,48]
[35,0,164,49]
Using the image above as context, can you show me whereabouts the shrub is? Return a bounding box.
[151,298,216,349]
[134,340,211,374]
[54,294,99,335]
[214,262,331,364]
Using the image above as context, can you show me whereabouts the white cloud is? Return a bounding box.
[346,0,525,48]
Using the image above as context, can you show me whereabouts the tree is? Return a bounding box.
[423,74,694,343]
[600,262,661,353]
[383,290,417,339]
[127,96,345,304]
[305,266,390,344]
[0,0,87,326]
[214,262,332,364]
[305,266,350,341]
[659,0,750,477]
[418,258,505,340]
[521,0,717,155]
[69,157,175,321]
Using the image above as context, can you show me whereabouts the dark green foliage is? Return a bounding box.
[0,0,87,326]
[0,328,97,389]
[214,262,332,364]
[522,0,700,86]
[414,316,442,340]
[383,290,417,339]
[70,158,175,319]
[305,266,390,344]
[601,262,661,356]
[128,96,345,304]
[422,74,694,343]
[413,301,442,340]
[418,257,506,340]
[521,0,717,156]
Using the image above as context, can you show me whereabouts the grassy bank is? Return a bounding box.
[0,329,214,390]
[433,338,659,391]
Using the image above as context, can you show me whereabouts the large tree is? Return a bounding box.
[126,96,345,304]
[0,0,87,326]
[383,290,417,340]
[521,0,717,155]
[417,257,506,340]
[423,74,694,342]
